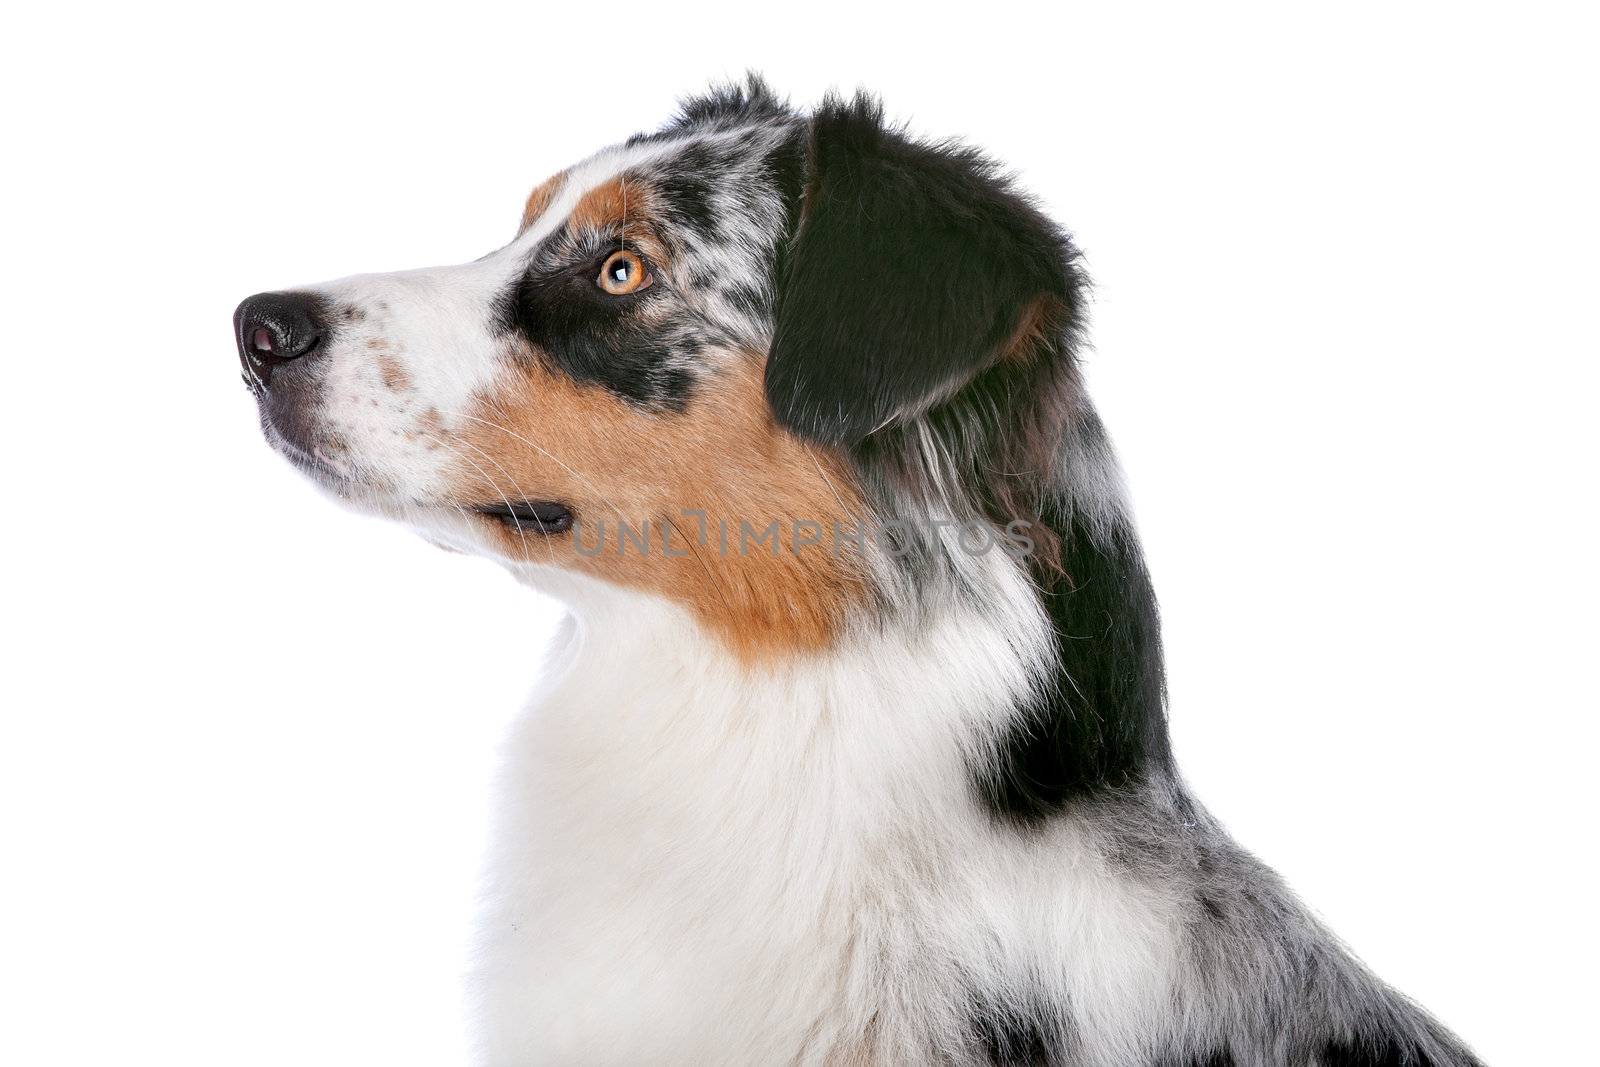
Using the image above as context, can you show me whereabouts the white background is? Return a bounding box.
[3,3,1595,1064]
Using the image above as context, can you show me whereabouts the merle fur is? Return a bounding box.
[752,86,1484,1065]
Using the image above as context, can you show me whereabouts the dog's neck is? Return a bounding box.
[505,561,1048,819]
[504,488,1172,827]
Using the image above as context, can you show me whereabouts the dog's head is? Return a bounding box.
[237,79,1093,659]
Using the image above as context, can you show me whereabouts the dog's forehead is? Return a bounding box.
[515,119,797,249]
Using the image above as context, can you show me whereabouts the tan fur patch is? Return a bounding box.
[566,175,660,245]
[375,354,410,391]
[567,175,627,232]
[520,170,568,232]
[998,295,1063,365]
[455,351,869,660]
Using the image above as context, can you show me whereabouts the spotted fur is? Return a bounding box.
[238,75,1482,1066]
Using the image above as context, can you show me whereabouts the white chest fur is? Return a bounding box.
[465,577,1178,1066]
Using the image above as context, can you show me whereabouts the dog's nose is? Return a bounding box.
[235,291,326,384]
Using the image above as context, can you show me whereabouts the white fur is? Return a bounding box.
[461,562,1183,1066]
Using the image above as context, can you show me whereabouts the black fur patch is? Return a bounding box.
[969,993,1060,1066]
[767,92,1075,445]
[974,1015,1054,1066]
[979,504,1172,823]
[502,251,699,410]
[1152,1052,1237,1067]
[1319,1036,1482,1067]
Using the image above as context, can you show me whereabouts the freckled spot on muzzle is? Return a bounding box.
[376,354,411,391]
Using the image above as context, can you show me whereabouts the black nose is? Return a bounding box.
[235,291,327,385]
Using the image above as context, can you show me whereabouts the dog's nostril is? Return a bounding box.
[249,326,278,356]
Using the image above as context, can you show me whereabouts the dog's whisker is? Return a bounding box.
[442,432,561,566]
[442,408,636,532]
[431,436,525,538]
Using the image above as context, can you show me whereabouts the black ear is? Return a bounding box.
[767,94,1075,446]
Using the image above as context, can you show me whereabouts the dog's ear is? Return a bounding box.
[767,94,1075,446]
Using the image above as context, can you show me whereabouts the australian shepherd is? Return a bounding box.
[235,77,1481,1066]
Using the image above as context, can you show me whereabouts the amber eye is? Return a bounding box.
[597,249,649,295]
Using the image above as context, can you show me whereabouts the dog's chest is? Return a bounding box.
[462,608,1005,1062]
[467,680,909,1062]
[461,598,1177,1064]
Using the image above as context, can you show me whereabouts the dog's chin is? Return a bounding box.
[260,419,365,497]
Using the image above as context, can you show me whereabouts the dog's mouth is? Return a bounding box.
[473,500,575,535]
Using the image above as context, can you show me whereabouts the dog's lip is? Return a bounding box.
[260,417,353,483]
[473,500,574,534]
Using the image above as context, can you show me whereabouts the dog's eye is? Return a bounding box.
[597,250,649,296]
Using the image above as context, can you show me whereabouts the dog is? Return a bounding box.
[236,77,1482,1066]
